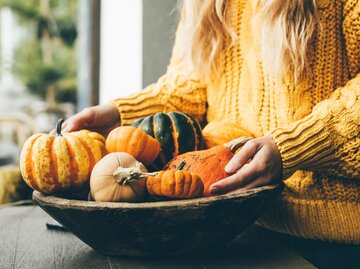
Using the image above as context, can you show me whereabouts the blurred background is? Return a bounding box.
[0,0,178,204]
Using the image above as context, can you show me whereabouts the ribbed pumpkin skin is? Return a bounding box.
[132,112,204,169]
[146,170,204,199]
[105,126,160,165]
[164,137,250,196]
[90,152,148,203]
[20,130,106,194]
[165,146,233,196]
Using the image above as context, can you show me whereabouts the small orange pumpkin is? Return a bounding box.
[20,118,106,194]
[111,161,204,200]
[146,162,204,199]
[90,152,148,202]
[106,126,161,166]
[202,121,254,149]
[165,137,251,196]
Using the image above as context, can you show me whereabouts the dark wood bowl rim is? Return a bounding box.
[33,184,280,210]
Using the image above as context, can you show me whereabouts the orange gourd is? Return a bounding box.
[20,118,106,194]
[90,152,148,202]
[164,137,251,196]
[110,161,204,200]
[146,162,204,199]
[202,121,254,149]
[106,126,160,166]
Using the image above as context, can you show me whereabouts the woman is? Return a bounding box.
[63,0,359,243]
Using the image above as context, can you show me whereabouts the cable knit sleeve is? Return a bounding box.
[111,19,207,126]
[269,2,360,180]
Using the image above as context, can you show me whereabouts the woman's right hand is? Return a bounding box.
[61,104,120,136]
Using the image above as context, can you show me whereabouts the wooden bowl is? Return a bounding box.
[33,184,282,257]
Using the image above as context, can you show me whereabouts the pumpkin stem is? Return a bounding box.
[113,165,158,185]
[224,137,251,153]
[177,161,186,171]
[56,118,64,136]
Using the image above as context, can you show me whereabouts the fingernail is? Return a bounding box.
[225,164,233,173]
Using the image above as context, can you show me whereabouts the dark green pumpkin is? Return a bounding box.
[132,112,204,170]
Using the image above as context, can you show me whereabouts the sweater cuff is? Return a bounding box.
[111,87,166,126]
[269,114,335,179]
[111,74,207,126]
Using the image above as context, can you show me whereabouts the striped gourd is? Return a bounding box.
[132,112,204,170]
[20,119,107,194]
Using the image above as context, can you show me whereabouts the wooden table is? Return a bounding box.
[0,205,316,269]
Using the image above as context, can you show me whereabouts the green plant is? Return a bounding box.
[0,0,78,104]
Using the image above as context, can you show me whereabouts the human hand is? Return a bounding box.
[60,104,120,136]
[210,135,283,194]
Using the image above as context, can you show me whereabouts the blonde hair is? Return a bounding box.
[177,0,317,83]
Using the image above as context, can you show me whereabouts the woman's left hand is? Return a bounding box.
[210,135,283,195]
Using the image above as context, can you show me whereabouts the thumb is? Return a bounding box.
[62,108,96,133]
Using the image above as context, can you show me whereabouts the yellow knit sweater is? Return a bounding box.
[113,0,360,243]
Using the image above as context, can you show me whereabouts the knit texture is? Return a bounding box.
[112,0,360,243]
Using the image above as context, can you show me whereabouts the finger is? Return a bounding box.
[237,175,269,191]
[225,140,259,174]
[63,108,95,133]
[61,120,68,130]
[85,125,118,137]
[210,162,260,195]
[235,149,278,190]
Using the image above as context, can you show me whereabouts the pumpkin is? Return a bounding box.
[164,137,251,196]
[20,118,106,194]
[146,162,204,199]
[111,161,204,200]
[202,121,254,149]
[105,126,160,165]
[90,152,148,202]
[132,112,204,170]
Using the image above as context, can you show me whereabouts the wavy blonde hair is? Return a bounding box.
[177,0,317,83]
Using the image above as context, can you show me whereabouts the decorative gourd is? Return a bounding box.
[105,126,160,165]
[164,137,251,196]
[20,118,106,194]
[202,121,254,149]
[132,112,204,170]
[147,162,204,199]
[112,161,204,200]
[90,152,148,202]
